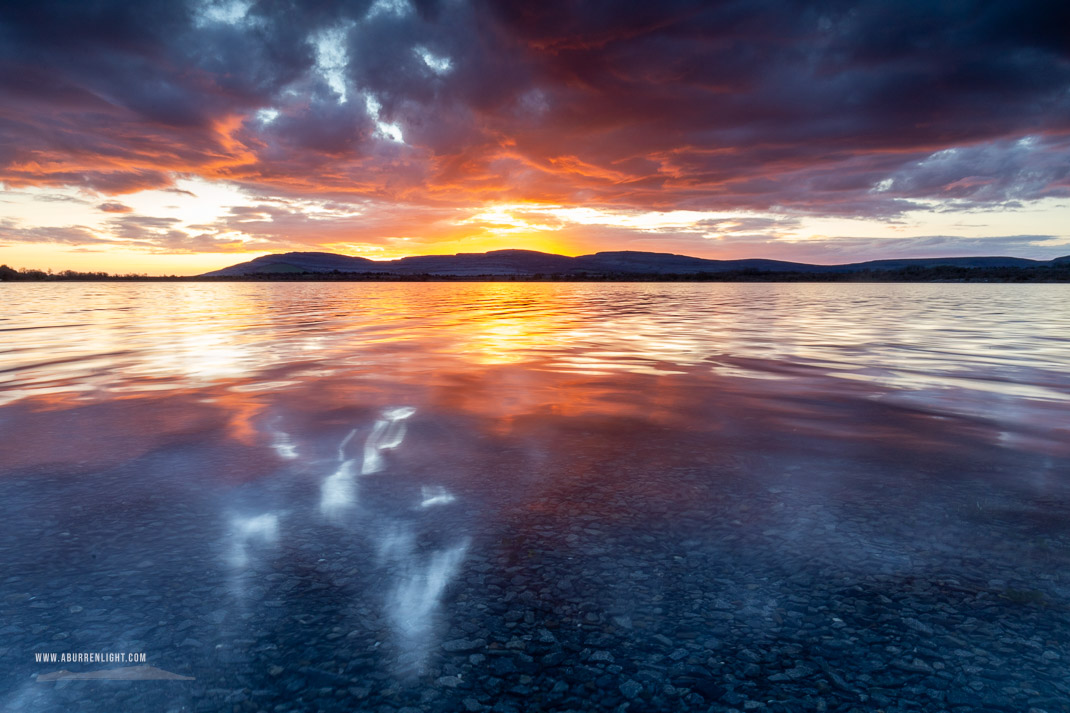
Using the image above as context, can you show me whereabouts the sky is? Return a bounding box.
[1,0,1069,275]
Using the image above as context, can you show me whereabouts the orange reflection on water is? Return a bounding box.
[0,389,272,478]
[2,281,1070,485]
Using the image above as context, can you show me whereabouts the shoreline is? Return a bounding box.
[4,267,1070,283]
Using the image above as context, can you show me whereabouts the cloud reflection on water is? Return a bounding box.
[226,513,280,570]
[362,406,415,475]
[319,459,359,523]
[381,531,470,673]
[312,406,469,673]
[419,486,456,509]
[2,284,1070,707]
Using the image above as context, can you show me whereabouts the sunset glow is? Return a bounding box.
[2,1,1069,274]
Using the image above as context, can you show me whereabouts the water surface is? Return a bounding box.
[2,282,1070,712]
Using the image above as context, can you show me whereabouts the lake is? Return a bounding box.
[2,282,1069,712]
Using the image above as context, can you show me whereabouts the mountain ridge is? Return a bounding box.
[203,249,1070,277]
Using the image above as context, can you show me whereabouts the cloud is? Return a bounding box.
[0,221,114,245]
[0,0,1067,249]
[98,201,134,213]
[33,193,92,204]
[184,198,478,251]
[547,223,1070,263]
[873,136,1070,204]
[745,234,1070,264]
[101,214,256,252]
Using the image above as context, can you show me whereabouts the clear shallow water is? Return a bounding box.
[2,282,1070,712]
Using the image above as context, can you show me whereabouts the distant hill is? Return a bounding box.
[202,249,1069,278]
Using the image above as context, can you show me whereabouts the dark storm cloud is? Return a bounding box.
[0,0,1068,217]
[472,0,1070,211]
[876,136,1070,203]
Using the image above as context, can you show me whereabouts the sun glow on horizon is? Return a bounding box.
[3,185,1070,275]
